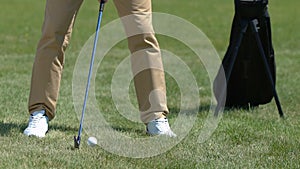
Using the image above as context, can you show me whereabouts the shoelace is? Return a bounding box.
[158,119,176,137]
[28,115,43,128]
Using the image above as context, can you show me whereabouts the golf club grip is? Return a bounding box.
[100,0,105,12]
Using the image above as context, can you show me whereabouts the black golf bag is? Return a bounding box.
[214,0,280,110]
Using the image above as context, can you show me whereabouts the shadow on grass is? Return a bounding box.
[48,123,78,132]
[168,104,211,119]
[198,104,212,113]
[111,125,146,137]
[0,121,26,136]
[0,121,77,136]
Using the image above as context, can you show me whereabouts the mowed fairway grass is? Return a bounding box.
[1,0,299,168]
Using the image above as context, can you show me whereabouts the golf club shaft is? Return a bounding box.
[75,0,105,148]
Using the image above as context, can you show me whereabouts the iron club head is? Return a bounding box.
[74,135,80,149]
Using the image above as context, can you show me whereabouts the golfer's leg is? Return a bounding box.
[28,0,83,120]
[113,0,168,124]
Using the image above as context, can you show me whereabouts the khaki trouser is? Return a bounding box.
[28,0,168,123]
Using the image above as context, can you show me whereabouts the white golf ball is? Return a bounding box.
[87,136,97,147]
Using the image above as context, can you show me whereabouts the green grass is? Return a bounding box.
[1,0,300,168]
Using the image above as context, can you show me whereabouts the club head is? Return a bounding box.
[74,136,80,149]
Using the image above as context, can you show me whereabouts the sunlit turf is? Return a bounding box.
[0,0,299,168]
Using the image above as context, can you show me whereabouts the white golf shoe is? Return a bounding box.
[23,110,49,138]
[146,117,176,137]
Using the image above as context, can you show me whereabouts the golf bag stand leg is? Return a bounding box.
[214,20,249,117]
[250,19,284,118]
